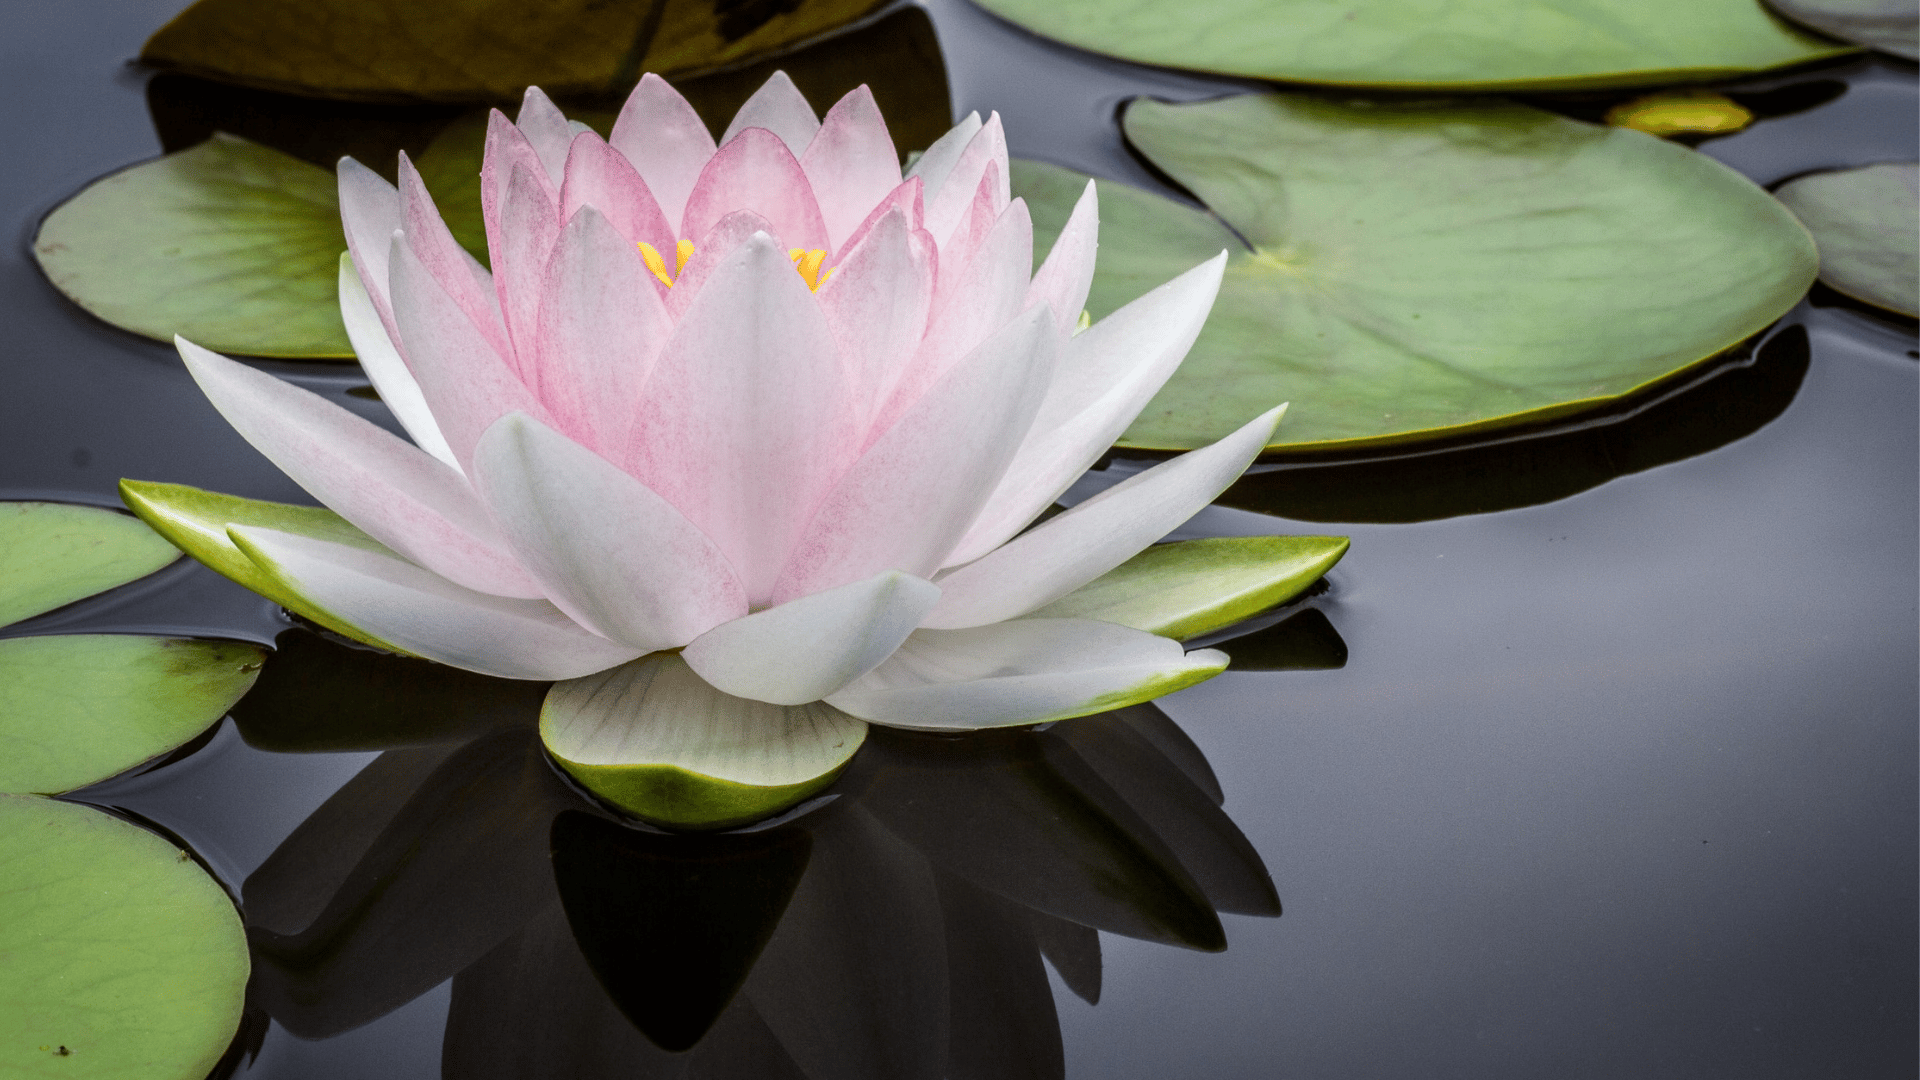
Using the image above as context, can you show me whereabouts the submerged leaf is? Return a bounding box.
[0,794,248,1080]
[1014,93,1819,453]
[1027,536,1349,640]
[35,135,350,358]
[970,0,1850,89]
[1774,162,1920,317]
[1605,90,1755,137]
[0,502,177,628]
[1765,0,1918,59]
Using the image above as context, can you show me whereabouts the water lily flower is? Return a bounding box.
[126,73,1305,826]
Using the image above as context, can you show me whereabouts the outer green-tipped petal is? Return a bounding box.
[1027,536,1350,640]
[0,501,178,629]
[228,526,643,680]
[683,571,940,706]
[826,619,1228,730]
[927,405,1286,629]
[119,479,397,649]
[542,653,867,829]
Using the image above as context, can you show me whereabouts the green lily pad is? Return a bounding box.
[1013,93,1819,453]
[1026,536,1349,640]
[0,793,249,1079]
[0,636,264,796]
[1774,162,1919,317]
[0,503,177,629]
[35,134,350,358]
[970,0,1850,89]
[118,480,401,650]
[542,653,867,831]
[1765,0,1918,59]
[142,0,887,104]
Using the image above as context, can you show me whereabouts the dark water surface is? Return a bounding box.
[3,0,1916,1077]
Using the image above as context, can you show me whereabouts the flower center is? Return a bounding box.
[635,240,833,292]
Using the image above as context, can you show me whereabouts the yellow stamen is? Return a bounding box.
[788,247,830,291]
[637,241,675,288]
[676,239,695,273]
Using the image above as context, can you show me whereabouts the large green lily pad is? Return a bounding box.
[142,0,888,104]
[0,503,177,629]
[1765,0,1918,59]
[970,0,1850,89]
[0,636,264,795]
[1774,162,1919,317]
[1014,93,1818,453]
[0,793,249,1079]
[35,135,350,358]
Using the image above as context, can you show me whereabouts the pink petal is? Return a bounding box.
[680,128,830,256]
[772,304,1058,601]
[1025,178,1098,337]
[528,206,671,455]
[176,337,542,599]
[924,113,1007,248]
[814,207,935,427]
[929,159,1003,316]
[515,86,575,185]
[490,163,562,371]
[832,174,924,261]
[337,157,401,330]
[557,129,677,258]
[904,112,982,198]
[610,73,717,230]
[481,110,558,268]
[388,234,549,475]
[471,412,747,652]
[623,232,857,606]
[802,85,904,253]
[396,153,508,359]
[720,71,821,158]
[665,209,777,321]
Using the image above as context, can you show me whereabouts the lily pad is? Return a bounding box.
[0,636,264,795]
[142,0,888,104]
[1774,162,1919,317]
[1013,93,1819,453]
[0,502,177,628]
[35,135,351,358]
[0,793,249,1079]
[1026,536,1349,640]
[970,0,1849,89]
[1765,0,1918,59]
[543,653,867,830]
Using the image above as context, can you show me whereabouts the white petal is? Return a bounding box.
[826,619,1227,730]
[515,86,575,185]
[904,112,982,201]
[1025,178,1098,337]
[948,252,1228,565]
[721,71,821,158]
[683,571,940,706]
[337,157,401,323]
[470,412,747,653]
[924,405,1285,629]
[338,253,459,472]
[228,527,642,680]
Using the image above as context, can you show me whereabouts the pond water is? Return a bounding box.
[2,0,1915,1077]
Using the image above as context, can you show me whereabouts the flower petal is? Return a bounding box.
[481,109,557,247]
[229,526,641,680]
[527,206,671,454]
[683,570,940,705]
[625,233,858,604]
[814,207,935,424]
[338,157,402,327]
[388,232,550,475]
[488,163,562,367]
[663,209,776,321]
[397,153,508,358]
[832,174,924,260]
[471,412,746,653]
[175,337,542,598]
[825,619,1227,730]
[801,85,903,252]
[680,127,830,255]
[774,304,1058,599]
[904,112,982,201]
[515,86,575,185]
[1025,177,1098,337]
[610,73,717,230]
[720,71,821,158]
[924,405,1285,629]
[948,253,1227,565]
[557,129,678,258]
[338,253,458,472]
[924,113,1008,248]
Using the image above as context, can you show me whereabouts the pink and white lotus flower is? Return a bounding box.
[130,73,1293,825]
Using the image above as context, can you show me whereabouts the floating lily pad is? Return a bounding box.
[0,793,249,1079]
[35,135,351,358]
[142,0,888,104]
[543,653,867,830]
[1774,162,1919,317]
[971,0,1849,89]
[1765,0,1918,59]
[1027,536,1349,640]
[0,502,177,628]
[1013,93,1819,453]
[0,636,264,795]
